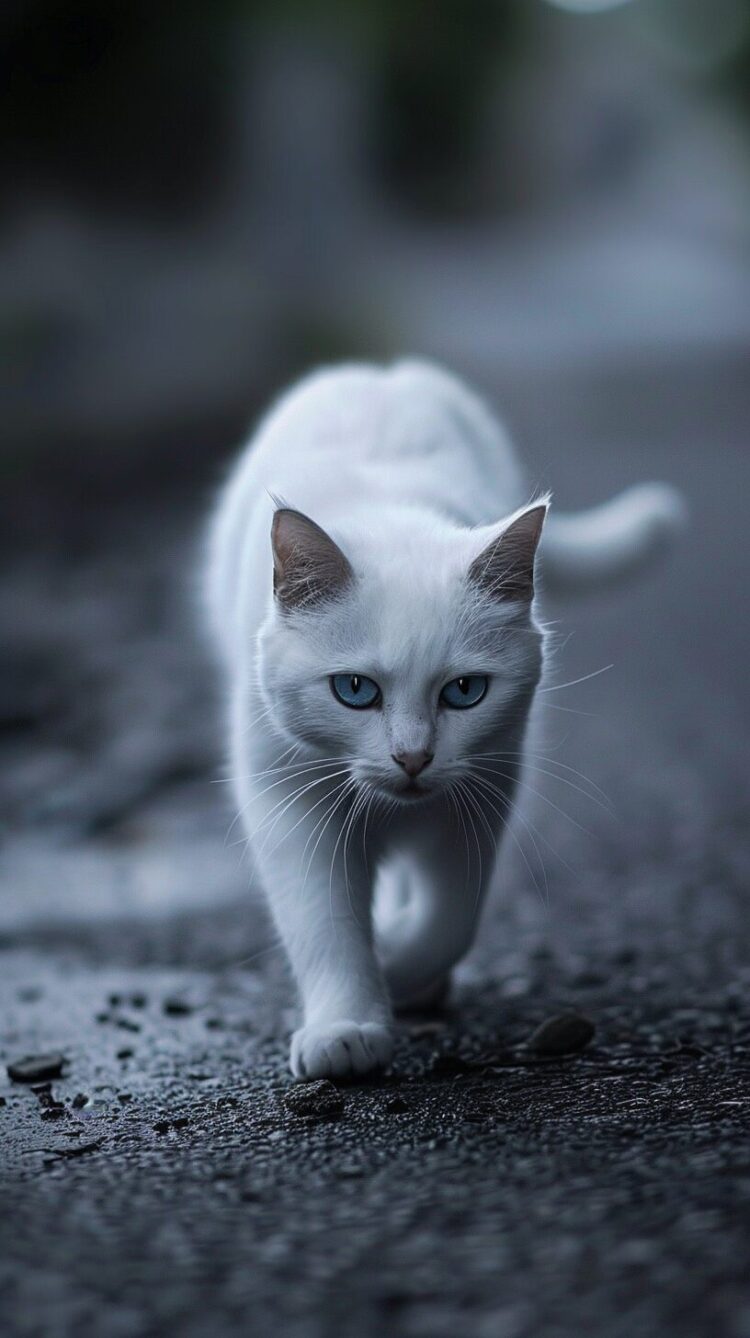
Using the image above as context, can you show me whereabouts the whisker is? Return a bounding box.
[472,752,613,814]
[541,664,613,693]
[221,754,352,786]
[465,773,550,904]
[334,783,369,929]
[262,774,353,869]
[223,759,355,848]
[220,936,286,971]
[469,770,576,890]
[302,778,357,890]
[458,779,485,891]
[469,762,595,839]
[447,779,472,894]
[454,779,494,924]
[539,701,598,717]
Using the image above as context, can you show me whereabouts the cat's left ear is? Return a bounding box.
[271,508,353,611]
[468,501,548,603]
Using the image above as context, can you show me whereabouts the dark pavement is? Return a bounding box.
[1,351,749,1338]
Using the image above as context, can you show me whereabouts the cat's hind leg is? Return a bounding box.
[374,823,493,1010]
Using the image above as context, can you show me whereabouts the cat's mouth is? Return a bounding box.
[375,777,435,804]
[354,768,438,804]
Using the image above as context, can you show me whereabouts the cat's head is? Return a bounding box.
[256,502,548,803]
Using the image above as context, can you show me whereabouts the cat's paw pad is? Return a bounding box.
[290,1020,393,1080]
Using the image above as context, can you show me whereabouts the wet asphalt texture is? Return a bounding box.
[1,355,749,1338]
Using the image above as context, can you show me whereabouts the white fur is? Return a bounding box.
[205,360,682,1079]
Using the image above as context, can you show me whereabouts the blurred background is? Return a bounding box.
[2,4,750,1334]
[3,0,750,479]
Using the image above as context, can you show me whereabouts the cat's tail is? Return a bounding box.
[541,483,686,592]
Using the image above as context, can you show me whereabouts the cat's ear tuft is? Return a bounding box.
[468,502,548,603]
[271,508,353,611]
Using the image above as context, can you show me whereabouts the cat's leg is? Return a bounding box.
[376,810,496,1009]
[374,855,451,1011]
[249,779,392,1080]
[394,974,452,1014]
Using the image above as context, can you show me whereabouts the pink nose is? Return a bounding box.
[392,750,434,779]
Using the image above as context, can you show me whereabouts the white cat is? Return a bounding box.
[205,360,683,1080]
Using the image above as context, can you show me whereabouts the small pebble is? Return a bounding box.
[32,1083,64,1110]
[72,1093,89,1109]
[116,1048,134,1061]
[384,1096,409,1114]
[163,998,193,1017]
[7,1053,67,1083]
[527,1012,595,1056]
[283,1079,344,1119]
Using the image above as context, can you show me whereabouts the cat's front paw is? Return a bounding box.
[290,1020,393,1080]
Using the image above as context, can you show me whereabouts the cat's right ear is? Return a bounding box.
[468,502,548,603]
[271,508,354,612]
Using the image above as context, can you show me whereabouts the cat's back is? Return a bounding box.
[250,359,517,486]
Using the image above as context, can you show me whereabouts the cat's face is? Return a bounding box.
[257,505,546,804]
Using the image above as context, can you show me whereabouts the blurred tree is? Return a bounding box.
[0,0,530,223]
[370,0,525,215]
[0,0,237,219]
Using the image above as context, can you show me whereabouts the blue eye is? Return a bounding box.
[440,676,488,709]
[330,674,381,709]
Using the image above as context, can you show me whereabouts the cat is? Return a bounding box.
[205,359,684,1080]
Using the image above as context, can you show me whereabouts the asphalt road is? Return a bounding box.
[1,351,749,1338]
